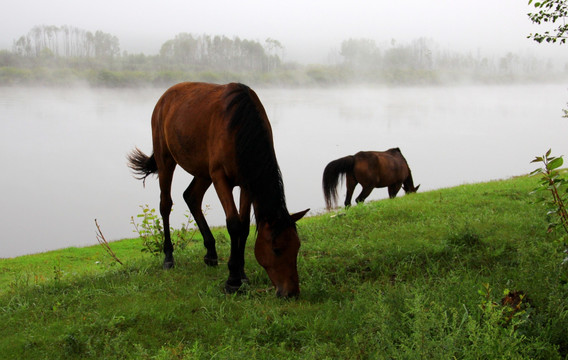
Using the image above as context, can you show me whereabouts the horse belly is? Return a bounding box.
[354,163,381,188]
[164,111,216,178]
[156,83,238,182]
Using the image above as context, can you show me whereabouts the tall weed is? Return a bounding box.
[130,205,203,256]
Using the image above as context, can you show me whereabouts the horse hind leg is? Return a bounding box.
[157,160,176,269]
[355,186,373,204]
[183,177,218,266]
[344,173,357,207]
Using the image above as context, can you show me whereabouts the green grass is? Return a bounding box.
[1,175,567,359]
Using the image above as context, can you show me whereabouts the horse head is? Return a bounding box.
[254,209,309,297]
[404,184,420,193]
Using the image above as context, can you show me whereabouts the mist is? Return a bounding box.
[0,0,565,64]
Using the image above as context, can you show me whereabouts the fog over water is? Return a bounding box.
[1,84,568,258]
[0,0,565,63]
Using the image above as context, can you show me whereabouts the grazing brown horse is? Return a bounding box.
[128,82,308,297]
[322,148,420,209]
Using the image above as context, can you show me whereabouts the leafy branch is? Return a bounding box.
[530,149,568,234]
[528,0,568,44]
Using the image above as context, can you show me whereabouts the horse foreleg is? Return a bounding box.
[355,187,373,204]
[388,183,402,199]
[183,177,217,266]
[211,172,247,293]
[237,190,251,283]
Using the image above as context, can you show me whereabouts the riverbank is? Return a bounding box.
[1,175,567,358]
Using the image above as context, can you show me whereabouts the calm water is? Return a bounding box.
[1,84,568,258]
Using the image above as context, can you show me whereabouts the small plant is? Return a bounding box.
[53,263,63,283]
[173,205,207,250]
[131,205,165,256]
[530,149,568,234]
[530,149,568,268]
[131,205,203,256]
[477,283,530,330]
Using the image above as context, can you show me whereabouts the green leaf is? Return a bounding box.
[548,157,564,170]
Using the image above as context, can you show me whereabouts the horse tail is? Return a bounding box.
[322,155,355,209]
[127,147,158,186]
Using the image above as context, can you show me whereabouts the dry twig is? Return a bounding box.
[95,219,123,265]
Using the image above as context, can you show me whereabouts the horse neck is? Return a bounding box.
[251,171,291,225]
[403,171,415,192]
[226,83,291,227]
[235,119,289,223]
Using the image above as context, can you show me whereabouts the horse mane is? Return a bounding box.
[224,83,293,232]
[386,147,402,155]
[387,147,416,192]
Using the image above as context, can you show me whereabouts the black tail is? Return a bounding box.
[127,147,158,186]
[322,156,355,209]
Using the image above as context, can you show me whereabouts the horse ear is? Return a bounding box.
[291,209,310,222]
[415,184,420,192]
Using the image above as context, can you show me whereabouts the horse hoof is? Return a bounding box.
[204,256,218,267]
[163,260,175,270]
[224,281,241,294]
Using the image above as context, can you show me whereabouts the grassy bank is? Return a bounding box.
[1,175,567,359]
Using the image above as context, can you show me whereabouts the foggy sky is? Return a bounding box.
[0,0,564,63]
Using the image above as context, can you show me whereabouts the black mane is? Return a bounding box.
[224,83,292,231]
[388,147,415,192]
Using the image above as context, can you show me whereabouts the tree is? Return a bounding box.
[528,0,568,44]
[265,38,283,71]
[527,1,568,270]
[93,31,120,59]
[158,33,275,72]
[339,38,380,70]
[11,25,120,59]
[528,0,568,116]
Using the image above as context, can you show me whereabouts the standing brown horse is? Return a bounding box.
[322,148,420,209]
[128,82,308,297]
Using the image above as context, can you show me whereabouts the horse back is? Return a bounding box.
[151,82,257,179]
[353,150,410,188]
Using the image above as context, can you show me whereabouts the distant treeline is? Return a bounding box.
[0,25,566,87]
[12,25,120,59]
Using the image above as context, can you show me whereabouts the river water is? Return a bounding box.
[1,84,567,258]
